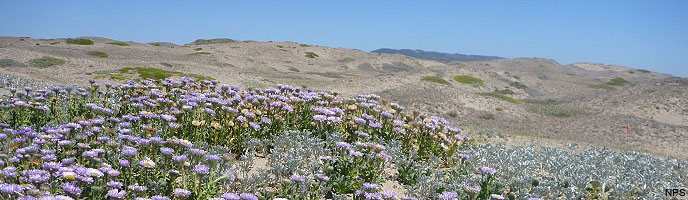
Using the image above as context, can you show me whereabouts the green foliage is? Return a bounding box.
[86,51,108,58]
[496,89,515,95]
[107,42,130,46]
[94,73,126,80]
[453,75,484,85]
[605,77,630,86]
[477,92,523,104]
[307,72,343,78]
[509,82,527,89]
[0,59,25,67]
[188,52,211,55]
[300,44,311,47]
[194,48,203,51]
[150,43,161,46]
[422,76,451,85]
[522,98,558,105]
[65,38,94,45]
[590,84,617,91]
[28,56,66,68]
[185,73,214,81]
[287,66,300,72]
[636,69,651,73]
[190,38,235,45]
[109,67,214,81]
[305,52,319,58]
[526,105,583,117]
[119,67,174,80]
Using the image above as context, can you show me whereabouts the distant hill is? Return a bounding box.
[372,48,503,62]
[188,38,236,45]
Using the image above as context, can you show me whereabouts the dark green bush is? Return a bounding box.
[305,52,319,58]
[509,82,527,89]
[288,66,300,72]
[65,38,94,45]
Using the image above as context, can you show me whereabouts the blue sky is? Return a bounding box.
[1,0,687,77]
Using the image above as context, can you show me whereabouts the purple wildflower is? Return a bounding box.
[438,191,458,200]
[173,188,191,197]
[369,122,383,129]
[222,193,241,200]
[289,174,305,182]
[194,165,210,175]
[139,157,156,168]
[480,167,496,175]
[151,196,171,200]
[160,147,174,155]
[107,189,126,199]
[315,173,330,181]
[61,182,82,196]
[239,193,258,200]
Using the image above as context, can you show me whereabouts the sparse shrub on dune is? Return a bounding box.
[65,38,94,45]
[0,59,25,67]
[422,76,451,85]
[28,56,66,68]
[107,42,131,46]
[522,98,558,105]
[590,84,617,91]
[477,92,523,104]
[453,75,484,86]
[509,81,527,90]
[287,66,300,72]
[188,52,211,55]
[526,105,584,117]
[307,72,343,78]
[606,77,630,86]
[305,52,319,58]
[87,51,108,58]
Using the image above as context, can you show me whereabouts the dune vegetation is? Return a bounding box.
[0,76,682,200]
[28,56,66,68]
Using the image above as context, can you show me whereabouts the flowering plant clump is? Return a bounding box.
[0,76,684,199]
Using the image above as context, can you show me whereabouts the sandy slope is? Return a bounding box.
[1,36,686,159]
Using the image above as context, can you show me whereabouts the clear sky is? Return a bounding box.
[1,0,687,77]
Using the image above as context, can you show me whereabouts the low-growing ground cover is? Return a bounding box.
[605,77,630,86]
[87,51,109,58]
[0,59,25,67]
[421,76,451,85]
[28,56,66,68]
[65,38,94,45]
[107,42,131,46]
[0,77,684,200]
[94,67,213,81]
[526,105,584,117]
[477,92,523,104]
[453,75,484,86]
